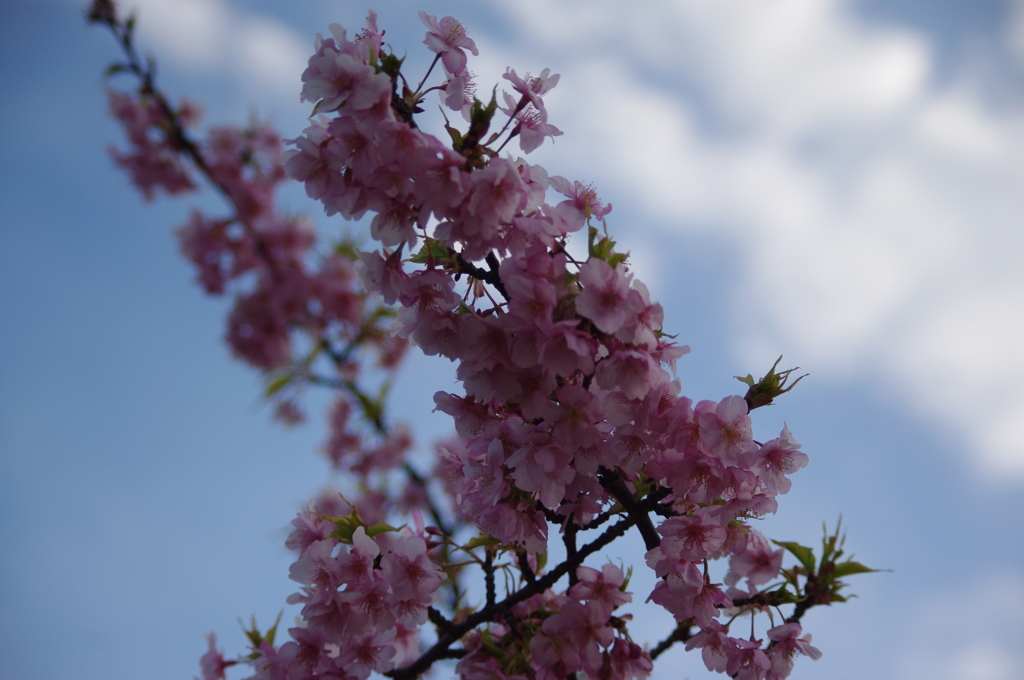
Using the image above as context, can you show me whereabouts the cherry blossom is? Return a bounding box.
[419,11,479,76]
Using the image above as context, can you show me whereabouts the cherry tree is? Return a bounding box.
[88,2,877,679]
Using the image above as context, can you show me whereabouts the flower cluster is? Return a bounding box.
[264,516,444,680]
[89,4,875,680]
[457,564,649,680]
[274,10,818,680]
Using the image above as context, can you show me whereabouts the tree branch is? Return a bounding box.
[385,515,637,680]
[650,621,693,660]
[599,469,661,551]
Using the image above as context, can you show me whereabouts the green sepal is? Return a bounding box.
[631,472,652,499]
[446,125,464,151]
[462,88,498,151]
[379,52,404,76]
[535,551,548,572]
[736,355,807,410]
[772,540,816,573]
[240,611,282,657]
[439,108,464,151]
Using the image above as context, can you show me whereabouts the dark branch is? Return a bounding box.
[385,515,637,680]
[517,550,536,584]
[650,622,693,660]
[427,606,452,632]
[599,469,661,551]
[455,253,509,302]
[484,548,496,608]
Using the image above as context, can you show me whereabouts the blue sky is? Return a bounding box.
[2,1,1023,679]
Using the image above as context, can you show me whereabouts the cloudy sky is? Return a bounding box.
[2,1,1023,679]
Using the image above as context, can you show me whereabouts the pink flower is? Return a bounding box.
[285,510,337,556]
[596,348,662,401]
[658,511,728,562]
[549,176,611,229]
[569,564,631,618]
[335,629,398,680]
[500,92,563,153]
[380,535,445,601]
[766,623,821,679]
[197,633,232,680]
[503,68,560,120]
[301,47,391,112]
[755,425,808,495]
[576,258,633,334]
[465,158,529,226]
[725,529,784,587]
[698,395,758,466]
[684,621,734,674]
[530,607,583,677]
[419,12,479,75]
[442,71,476,111]
[727,638,771,680]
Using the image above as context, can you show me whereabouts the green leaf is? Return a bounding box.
[607,251,630,269]
[770,586,801,604]
[333,239,362,261]
[379,52,404,75]
[592,235,617,262]
[465,534,501,550]
[831,560,880,579]
[240,611,281,650]
[264,371,295,398]
[328,510,363,543]
[821,517,845,563]
[445,124,464,151]
[535,551,548,572]
[772,540,816,573]
[410,238,456,266]
[264,611,283,647]
[735,373,756,388]
[103,63,129,78]
[364,521,402,538]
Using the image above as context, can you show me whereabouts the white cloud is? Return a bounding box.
[895,571,1024,680]
[486,0,1024,479]
[84,0,1024,478]
[118,0,308,101]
